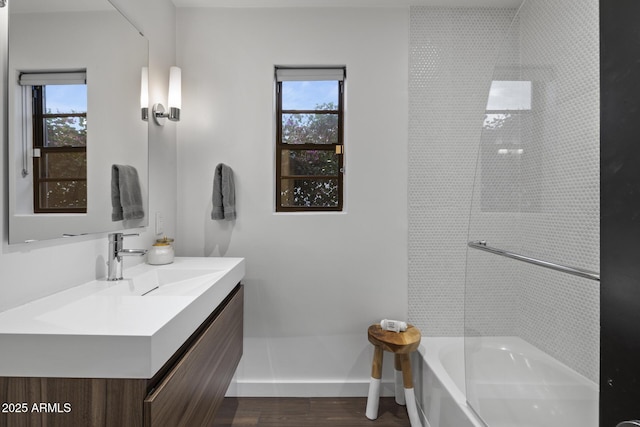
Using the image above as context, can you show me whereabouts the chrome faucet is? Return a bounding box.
[107,232,147,281]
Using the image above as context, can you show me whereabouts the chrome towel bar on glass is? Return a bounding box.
[467,240,600,282]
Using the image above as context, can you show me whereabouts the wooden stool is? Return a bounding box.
[365,324,421,427]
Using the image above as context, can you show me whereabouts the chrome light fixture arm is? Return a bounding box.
[152,103,180,125]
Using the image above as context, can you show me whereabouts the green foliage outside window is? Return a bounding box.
[45,113,87,147]
[280,102,341,208]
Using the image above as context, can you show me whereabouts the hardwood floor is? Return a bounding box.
[213,397,411,426]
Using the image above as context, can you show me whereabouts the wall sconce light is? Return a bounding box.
[141,67,149,121]
[152,66,181,126]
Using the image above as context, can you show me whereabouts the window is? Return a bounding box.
[275,67,345,212]
[20,72,87,213]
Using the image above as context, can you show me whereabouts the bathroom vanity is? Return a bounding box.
[0,257,244,427]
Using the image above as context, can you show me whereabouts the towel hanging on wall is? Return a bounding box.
[211,163,236,221]
[111,164,144,221]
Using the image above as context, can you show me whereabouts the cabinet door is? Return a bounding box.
[0,377,147,427]
[144,286,243,427]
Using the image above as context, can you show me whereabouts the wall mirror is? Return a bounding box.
[7,0,149,244]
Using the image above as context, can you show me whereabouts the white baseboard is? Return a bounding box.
[226,379,397,398]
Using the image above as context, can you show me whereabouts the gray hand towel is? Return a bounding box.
[211,163,236,221]
[111,164,144,221]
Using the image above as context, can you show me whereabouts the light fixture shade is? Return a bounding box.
[140,67,149,121]
[140,67,149,109]
[168,66,181,110]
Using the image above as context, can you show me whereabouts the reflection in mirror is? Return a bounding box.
[7,0,149,244]
[23,72,88,213]
[481,78,534,213]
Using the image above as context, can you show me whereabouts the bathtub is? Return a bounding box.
[412,336,598,427]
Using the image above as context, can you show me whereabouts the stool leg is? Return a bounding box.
[366,345,383,420]
[400,353,421,427]
[394,354,406,405]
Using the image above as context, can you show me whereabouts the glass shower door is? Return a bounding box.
[463,0,600,426]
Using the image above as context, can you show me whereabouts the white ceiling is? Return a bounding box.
[171,0,523,8]
[10,0,112,13]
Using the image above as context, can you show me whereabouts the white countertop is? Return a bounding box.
[0,257,245,379]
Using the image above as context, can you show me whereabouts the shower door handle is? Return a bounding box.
[617,421,640,427]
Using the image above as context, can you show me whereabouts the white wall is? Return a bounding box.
[0,0,177,312]
[176,7,408,396]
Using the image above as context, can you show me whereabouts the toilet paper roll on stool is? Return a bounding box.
[380,319,407,333]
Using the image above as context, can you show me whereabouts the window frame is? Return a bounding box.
[31,84,88,214]
[275,67,345,212]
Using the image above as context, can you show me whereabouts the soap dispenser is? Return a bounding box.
[147,237,175,265]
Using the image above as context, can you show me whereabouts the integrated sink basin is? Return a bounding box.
[0,257,245,379]
[96,267,226,297]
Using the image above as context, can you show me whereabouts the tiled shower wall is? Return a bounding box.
[408,7,516,336]
[516,0,599,381]
[409,0,600,382]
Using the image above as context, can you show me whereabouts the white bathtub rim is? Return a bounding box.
[418,336,485,427]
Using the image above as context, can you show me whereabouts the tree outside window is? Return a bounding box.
[32,83,87,213]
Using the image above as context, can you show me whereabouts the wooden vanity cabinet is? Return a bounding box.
[0,284,243,427]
